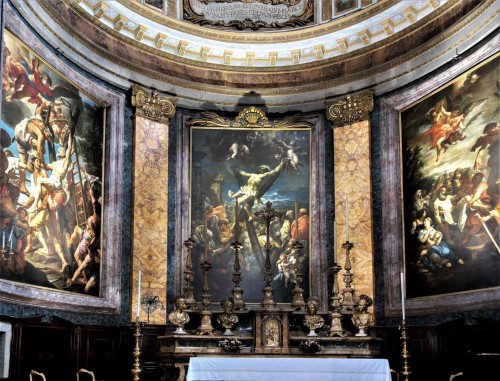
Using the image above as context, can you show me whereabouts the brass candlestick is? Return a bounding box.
[290,239,305,310]
[254,201,282,310]
[197,259,215,335]
[340,241,356,314]
[131,318,142,381]
[400,320,412,381]
[230,239,246,310]
[328,263,344,336]
[183,238,197,309]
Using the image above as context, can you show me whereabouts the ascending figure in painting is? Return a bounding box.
[422,97,485,163]
[4,47,78,105]
[422,103,463,162]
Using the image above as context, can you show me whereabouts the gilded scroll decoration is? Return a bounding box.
[132,85,177,123]
[326,92,374,126]
[183,0,314,30]
[188,106,313,129]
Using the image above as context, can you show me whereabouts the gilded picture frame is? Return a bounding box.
[175,108,328,309]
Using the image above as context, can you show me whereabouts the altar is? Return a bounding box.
[186,357,392,381]
[158,199,387,381]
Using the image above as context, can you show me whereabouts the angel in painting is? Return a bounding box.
[272,138,305,175]
[4,46,78,105]
[422,98,485,162]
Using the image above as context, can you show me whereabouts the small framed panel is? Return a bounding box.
[0,8,125,313]
[380,40,499,316]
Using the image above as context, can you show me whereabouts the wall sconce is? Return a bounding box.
[141,292,165,323]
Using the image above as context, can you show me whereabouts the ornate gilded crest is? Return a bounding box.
[187,106,313,129]
[132,85,177,123]
[326,92,374,126]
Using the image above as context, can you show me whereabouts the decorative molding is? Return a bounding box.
[326,92,374,126]
[131,85,177,123]
[187,106,314,128]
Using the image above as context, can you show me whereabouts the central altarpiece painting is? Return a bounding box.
[189,108,311,304]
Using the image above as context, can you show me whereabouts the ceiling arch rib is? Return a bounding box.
[75,0,446,67]
[8,0,497,111]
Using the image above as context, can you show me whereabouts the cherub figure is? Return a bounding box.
[276,252,296,288]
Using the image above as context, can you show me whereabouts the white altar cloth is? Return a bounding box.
[186,357,392,381]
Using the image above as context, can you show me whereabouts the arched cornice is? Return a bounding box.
[7,0,498,111]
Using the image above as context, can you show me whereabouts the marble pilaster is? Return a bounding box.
[132,86,176,324]
[327,92,375,307]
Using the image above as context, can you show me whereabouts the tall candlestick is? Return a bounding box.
[234,200,239,238]
[137,270,142,319]
[294,201,299,240]
[345,198,349,242]
[400,272,406,321]
[2,232,4,248]
[333,219,337,263]
[203,219,208,262]
[8,228,13,245]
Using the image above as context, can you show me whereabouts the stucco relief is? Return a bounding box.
[184,0,314,30]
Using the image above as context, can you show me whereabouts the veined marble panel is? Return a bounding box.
[334,120,374,305]
[132,116,169,325]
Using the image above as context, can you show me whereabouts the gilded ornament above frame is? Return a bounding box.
[183,0,314,30]
[187,106,313,129]
[326,92,374,126]
[132,85,177,123]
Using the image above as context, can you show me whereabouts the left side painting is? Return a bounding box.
[0,31,103,296]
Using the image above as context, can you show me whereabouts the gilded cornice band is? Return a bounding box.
[132,85,177,123]
[326,92,374,126]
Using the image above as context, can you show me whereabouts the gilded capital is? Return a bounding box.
[131,84,177,123]
[326,92,374,126]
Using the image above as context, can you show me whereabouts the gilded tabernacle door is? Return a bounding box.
[176,107,328,309]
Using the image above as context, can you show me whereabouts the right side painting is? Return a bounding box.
[400,53,499,299]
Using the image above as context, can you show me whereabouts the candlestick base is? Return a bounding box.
[328,312,344,337]
[400,320,412,381]
[131,319,142,381]
[197,310,215,335]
